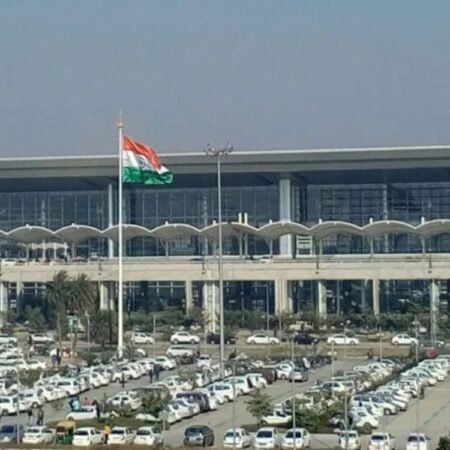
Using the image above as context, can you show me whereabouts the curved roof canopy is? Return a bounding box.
[201,222,259,240]
[152,223,201,240]
[363,220,417,238]
[103,224,153,241]
[8,225,56,243]
[56,224,103,243]
[416,219,450,238]
[258,221,310,239]
[310,221,364,238]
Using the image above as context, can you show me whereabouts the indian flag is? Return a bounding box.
[122,136,173,185]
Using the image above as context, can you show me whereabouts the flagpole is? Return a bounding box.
[117,114,124,357]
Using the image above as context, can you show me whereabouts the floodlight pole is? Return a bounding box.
[204,144,233,378]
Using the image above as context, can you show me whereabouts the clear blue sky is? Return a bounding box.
[1,0,450,156]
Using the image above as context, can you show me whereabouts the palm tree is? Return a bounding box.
[46,271,71,351]
[68,274,97,356]
[91,310,117,349]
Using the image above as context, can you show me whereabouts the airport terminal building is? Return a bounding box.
[1,145,450,326]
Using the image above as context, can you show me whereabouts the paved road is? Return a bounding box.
[164,359,358,448]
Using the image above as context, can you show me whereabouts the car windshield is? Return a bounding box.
[111,429,125,435]
[408,436,425,443]
[74,430,89,436]
[26,428,41,434]
[225,431,240,438]
[0,426,15,433]
[371,435,387,441]
[256,431,274,438]
[285,431,302,438]
[137,430,151,436]
[186,428,203,435]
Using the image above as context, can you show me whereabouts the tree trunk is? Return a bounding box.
[57,313,63,352]
[72,329,78,358]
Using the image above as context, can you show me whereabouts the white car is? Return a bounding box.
[108,393,142,410]
[37,385,66,402]
[208,383,236,403]
[223,428,253,448]
[0,396,17,415]
[197,354,211,368]
[154,356,176,370]
[166,345,195,358]
[66,405,98,421]
[368,433,396,450]
[262,410,292,426]
[108,427,135,445]
[23,427,55,444]
[327,334,359,345]
[134,426,163,446]
[224,377,252,395]
[53,379,81,396]
[72,427,105,446]
[30,333,54,344]
[338,431,361,450]
[254,427,281,449]
[26,359,47,371]
[391,334,418,346]
[406,433,431,450]
[0,335,17,345]
[246,334,280,345]
[281,428,311,449]
[112,366,140,382]
[20,390,44,408]
[350,409,380,428]
[131,332,155,345]
[170,331,200,345]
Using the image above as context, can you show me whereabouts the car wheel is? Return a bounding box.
[394,341,399,346]
[67,416,75,421]
[32,402,39,408]
[351,341,356,346]
[191,339,196,344]
[1,409,7,416]
[271,340,277,345]
[384,409,391,416]
[173,339,179,344]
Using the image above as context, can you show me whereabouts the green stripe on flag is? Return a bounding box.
[123,167,173,185]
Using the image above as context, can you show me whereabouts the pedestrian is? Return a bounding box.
[27,407,33,426]
[121,372,126,388]
[92,399,100,419]
[154,363,160,381]
[196,346,200,359]
[82,397,90,406]
[103,423,111,444]
[37,407,44,426]
[420,385,425,399]
[73,396,81,411]
[148,367,154,383]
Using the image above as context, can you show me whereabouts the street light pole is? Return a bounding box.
[266,284,270,359]
[204,144,233,378]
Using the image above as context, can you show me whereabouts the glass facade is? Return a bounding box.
[299,182,450,253]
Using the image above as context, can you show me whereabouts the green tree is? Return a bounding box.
[68,274,97,355]
[46,271,71,351]
[246,389,272,427]
[91,310,117,349]
[24,306,47,332]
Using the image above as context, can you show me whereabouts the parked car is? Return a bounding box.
[368,433,396,450]
[406,433,431,450]
[289,366,309,383]
[0,424,25,443]
[154,356,176,370]
[327,334,359,346]
[133,426,163,446]
[281,428,310,449]
[22,426,55,444]
[254,427,280,449]
[107,427,135,445]
[72,427,105,446]
[166,346,195,358]
[31,333,54,344]
[246,334,280,345]
[223,428,253,448]
[207,333,236,345]
[170,331,200,345]
[0,335,17,345]
[262,410,292,426]
[66,405,98,421]
[392,334,418,346]
[183,426,214,447]
[338,431,361,450]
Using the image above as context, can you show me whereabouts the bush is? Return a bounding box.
[437,437,450,450]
